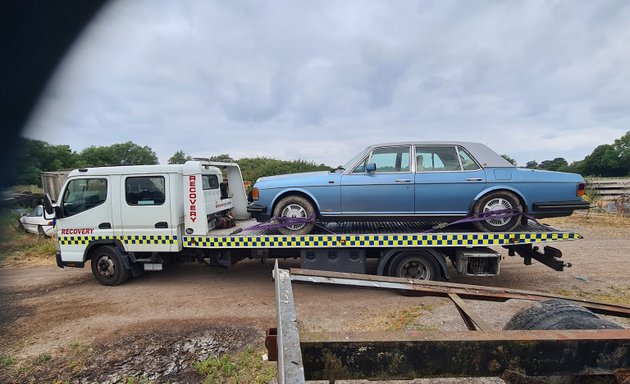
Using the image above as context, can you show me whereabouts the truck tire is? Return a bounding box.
[273,195,316,235]
[388,251,443,281]
[472,191,522,232]
[504,299,622,330]
[90,246,131,286]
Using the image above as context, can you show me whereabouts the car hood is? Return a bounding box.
[255,171,337,189]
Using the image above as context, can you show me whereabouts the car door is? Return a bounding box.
[340,145,414,215]
[414,145,486,215]
[120,174,174,252]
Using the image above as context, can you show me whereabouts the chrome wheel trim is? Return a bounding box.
[482,197,514,226]
[280,203,307,230]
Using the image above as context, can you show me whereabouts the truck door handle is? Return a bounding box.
[98,222,111,229]
[155,222,168,229]
[465,178,483,182]
[394,179,411,183]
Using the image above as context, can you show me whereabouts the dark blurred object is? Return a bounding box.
[0,1,108,190]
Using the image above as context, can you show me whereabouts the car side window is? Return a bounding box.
[125,176,166,206]
[416,146,461,172]
[62,178,108,217]
[457,146,482,170]
[369,146,410,173]
[351,158,367,173]
[29,206,42,217]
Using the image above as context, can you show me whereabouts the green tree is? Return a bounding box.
[501,154,517,166]
[168,150,191,164]
[538,157,569,171]
[237,157,332,183]
[78,141,158,167]
[13,138,79,186]
[525,160,538,169]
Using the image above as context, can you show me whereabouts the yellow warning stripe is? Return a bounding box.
[182,232,581,249]
[58,235,178,246]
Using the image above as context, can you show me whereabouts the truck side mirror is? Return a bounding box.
[42,193,59,219]
[366,163,376,173]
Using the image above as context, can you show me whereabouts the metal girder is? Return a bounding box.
[299,329,630,381]
[272,261,305,384]
[288,268,630,318]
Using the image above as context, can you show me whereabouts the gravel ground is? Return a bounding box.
[0,217,628,383]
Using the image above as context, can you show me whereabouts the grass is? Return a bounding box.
[0,211,56,265]
[0,355,17,369]
[194,347,276,384]
[34,354,52,365]
[350,304,436,332]
[544,211,630,229]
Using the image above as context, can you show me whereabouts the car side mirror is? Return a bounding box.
[366,163,376,173]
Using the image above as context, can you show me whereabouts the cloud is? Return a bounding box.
[23,0,630,168]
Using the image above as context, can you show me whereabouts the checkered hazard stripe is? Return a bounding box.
[183,232,581,249]
[59,235,178,246]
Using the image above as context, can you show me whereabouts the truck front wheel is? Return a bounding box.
[90,246,130,286]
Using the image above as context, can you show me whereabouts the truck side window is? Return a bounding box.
[62,178,107,217]
[125,176,166,206]
[202,174,220,190]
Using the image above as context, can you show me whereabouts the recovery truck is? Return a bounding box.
[43,160,582,286]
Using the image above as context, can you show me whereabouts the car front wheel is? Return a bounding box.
[472,191,522,232]
[273,195,316,235]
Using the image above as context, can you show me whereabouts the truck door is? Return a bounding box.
[57,177,113,263]
[120,174,174,252]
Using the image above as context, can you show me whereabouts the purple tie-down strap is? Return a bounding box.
[236,215,336,234]
[424,209,538,233]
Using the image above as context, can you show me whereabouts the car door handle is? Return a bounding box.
[394,179,411,183]
[155,221,168,229]
[465,178,483,182]
[98,222,111,229]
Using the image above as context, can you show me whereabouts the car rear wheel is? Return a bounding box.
[90,246,130,286]
[37,225,46,237]
[273,195,316,235]
[472,191,522,232]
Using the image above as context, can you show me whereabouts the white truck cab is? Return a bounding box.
[46,160,249,285]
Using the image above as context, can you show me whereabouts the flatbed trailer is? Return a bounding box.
[46,160,583,285]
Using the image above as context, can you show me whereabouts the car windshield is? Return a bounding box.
[340,148,369,171]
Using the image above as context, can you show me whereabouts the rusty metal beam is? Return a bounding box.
[289,268,630,318]
[299,329,630,381]
[448,293,490,331]
[272,261,305,384]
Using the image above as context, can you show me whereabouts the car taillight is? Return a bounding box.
[251,187,259,201]
[47,221,53,226]
[576,182,586,197]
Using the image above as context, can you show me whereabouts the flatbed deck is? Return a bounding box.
[184,219,581,249]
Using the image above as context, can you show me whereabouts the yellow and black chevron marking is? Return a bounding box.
[59,235,178,246]
[183,232,581,249]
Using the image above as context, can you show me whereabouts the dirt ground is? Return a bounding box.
[1,215,629,383]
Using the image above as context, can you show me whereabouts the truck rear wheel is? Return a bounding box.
[273,195,316,235]
[90,246,130,286]
[389,251,442,281]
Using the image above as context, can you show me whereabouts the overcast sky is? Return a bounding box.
[24,0,630,167]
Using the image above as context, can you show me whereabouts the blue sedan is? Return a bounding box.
[247,142,589,234]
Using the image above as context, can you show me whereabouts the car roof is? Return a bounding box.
[364,141,514,168]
